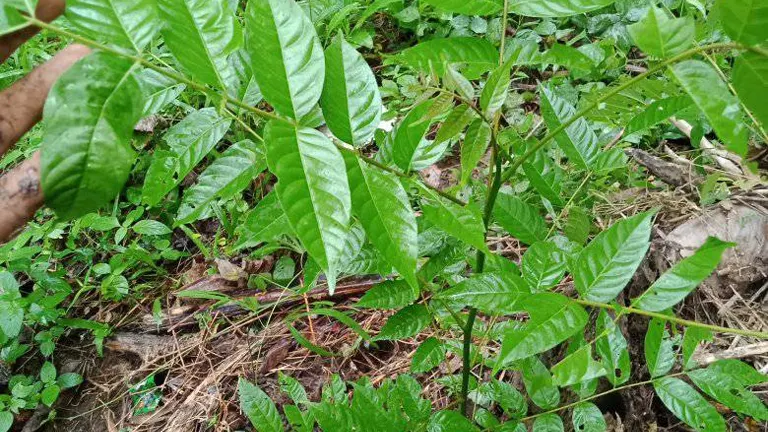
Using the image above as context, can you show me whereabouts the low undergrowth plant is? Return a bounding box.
[1,0,768,430]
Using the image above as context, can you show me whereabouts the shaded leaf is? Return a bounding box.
[357,280,418,309]
[715,0,768,46]
[644,317,676,378]
[509,0,616,17]
[234,192,293,250]
[493,192,547,246]
[460,119,492,185]
[595,310,630,386]
[376,304,432,341]
[411,337,446,373]
[654,377,726,432]
[420,0,503,16]
[572,402,607,432]
[733,52,768,129]
[238,378,284,432]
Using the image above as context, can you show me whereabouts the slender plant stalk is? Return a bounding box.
[574,299,768,339]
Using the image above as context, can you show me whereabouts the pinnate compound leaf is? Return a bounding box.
[238,378,284,432]
[572,403,606,432]
[644,317,676,378]
[595,310,630,386]
[411,337,446,373]
[634,237,733,312]
[320,35,382,146]
[421,195,488,253]
[509,0,616,17]
[344,154,418,288]
[376,304,431,341]
[357,280,418,309]
[460,119,492,185]
[265,120,351,293]
[688,362,768,420]
[654,377,726,432]
[733,52,768,129]
[67,0,159,52]
[421,0,503,16]
[493,192,548,246]
[522,241,567,292]
[497,293,588,368]
[41,53,143,220]
[435,272,529,315]
[573,211,654,303]
[246,0,324,119]
[540,86,599,169]
[158,0,239,90]
[627,6,694,58]
[177,140,266,225]
[715,0,768,46]
[533,414,564,431]
[393,37,498,80]
[670,60,749,156]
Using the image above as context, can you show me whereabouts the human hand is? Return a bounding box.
[0,0,90,243]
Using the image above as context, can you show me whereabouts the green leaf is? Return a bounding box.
[445,65,475,102]
[522,148,564,206]
[551,345,607,387]
[421,195,488,253]
[497,293,588,368]
[0,4,30,37]
[573,211,654,303]
[357,280,418,309]
[320,35,382,146]
[519,356,560,409]
[492,192,547,246]
[234,192,293,250]
[540,86,599,169]
[238,378,285,432]
[132,220,171,236]
[246,0,324,119]
[376,304,432,341]
[572,403,606,432]
[420,0,503,16]
[40,361,56,383]
[544,44,595,73]
[733,52,768,129]
[682,327,712,369]
[595,310,630,386]
[158,0,240,90]
[435,272,529,315]
[644,317,676,378]
[460,119,492,185]
[411,337,446,373]
[66,0,159,52]
[633,237,733,312]
[627,6,694,58]
[670,60,749,156]
[654,377,726,432]
[522,241,567,292]
[564,207,590,245]
[435,105,476,146]
[709,359,768,386]
[624,95,692,135]
[58,373,83,389]
[0,411,11,432]
[393,37,499,80]
[138,68,187,117]
[265,120,351,293]
[41,52,143,220]
[480,62,510,118]
[344,154,418,288]
[715,0,768,46]
[688,363,768,420]
[165,108,233,183]
[41,384,60,407]
[279,373,309,406]
[393,100,437,172]
[142,150,178,207]
[177,140,266,225]
[508,0,616,17]
[427,410,480,432]
[488,379,527,418]
[533,414,564,432]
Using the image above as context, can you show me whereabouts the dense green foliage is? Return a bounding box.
[1,0,768,430]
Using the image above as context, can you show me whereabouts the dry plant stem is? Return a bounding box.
[28,18,465,208]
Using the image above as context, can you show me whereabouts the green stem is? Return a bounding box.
[501,41,745,182]
[574,299,768,339]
